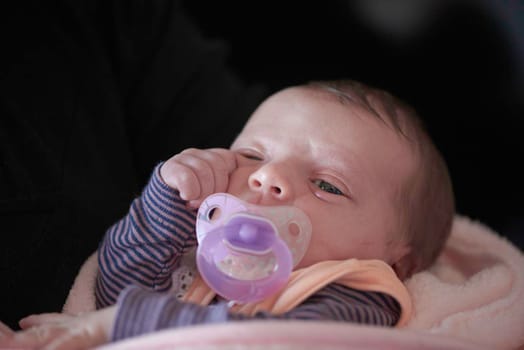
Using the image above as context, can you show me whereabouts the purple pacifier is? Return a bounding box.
[196,193,312,303]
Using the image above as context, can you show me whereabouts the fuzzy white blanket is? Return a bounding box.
[63,215,524,350]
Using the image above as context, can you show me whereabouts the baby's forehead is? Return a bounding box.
[251,84,416,138]
[245,86,418,153]
[305,85,413,133]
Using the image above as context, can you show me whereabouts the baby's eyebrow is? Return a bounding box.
[230,137,264,151]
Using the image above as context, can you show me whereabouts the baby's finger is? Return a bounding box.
[173,151,215,198]
[180,148,238,196]
[186,148,237,194]
[19,313,72,330]
[162,161,200,200]
[207,148,237,193]
[187,199,201,208]
[162,148,236,203]
[0,325,58,349]
[207,148,237,173]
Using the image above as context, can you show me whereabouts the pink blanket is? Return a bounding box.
[64,215,524,350]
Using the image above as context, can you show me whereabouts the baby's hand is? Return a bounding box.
[0,307,116,350]
[160,148,237,208]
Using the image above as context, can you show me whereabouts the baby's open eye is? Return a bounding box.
[312,179,344,195]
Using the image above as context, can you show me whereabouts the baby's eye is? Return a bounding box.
[312,179,344,195]
[243,154,263,161]
[239,150,263,161]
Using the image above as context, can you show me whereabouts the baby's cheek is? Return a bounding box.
[293,245,321,269]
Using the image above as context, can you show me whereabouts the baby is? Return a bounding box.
[0,79,454,349]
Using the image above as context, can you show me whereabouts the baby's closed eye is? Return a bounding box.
[236,149,264,161]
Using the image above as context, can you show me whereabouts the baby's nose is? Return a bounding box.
[248,164,293,200]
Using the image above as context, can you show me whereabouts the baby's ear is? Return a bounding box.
[391,246,420,281]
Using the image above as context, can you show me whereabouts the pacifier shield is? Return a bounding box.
[196,193,312,266]
[196,214,292,303]
[195,193,312,302]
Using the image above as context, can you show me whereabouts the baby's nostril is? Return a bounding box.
[272,186,282,194]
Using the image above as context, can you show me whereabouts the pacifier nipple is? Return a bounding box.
[195,193,312,303]
[239,223,257,244]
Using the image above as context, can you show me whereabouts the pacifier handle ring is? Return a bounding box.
[196,193,247,243]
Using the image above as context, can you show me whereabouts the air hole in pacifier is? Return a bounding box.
[207,206,221,221]
[288,222,300,237]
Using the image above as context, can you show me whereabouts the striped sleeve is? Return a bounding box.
[111,283,401,341]
[112,286,229,342]
[95,163,197,308]
[229,283,401,326]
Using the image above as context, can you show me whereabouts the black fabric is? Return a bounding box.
[0,0,266,328]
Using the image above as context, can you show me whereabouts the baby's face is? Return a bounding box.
[227,87,415,268]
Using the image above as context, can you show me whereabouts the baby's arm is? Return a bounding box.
[0,283,399,349]
[96,148,237,308]
[111,283,400,341]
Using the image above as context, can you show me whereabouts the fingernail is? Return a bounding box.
[188,200,200,209]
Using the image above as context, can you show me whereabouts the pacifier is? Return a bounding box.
[195,193,312,303]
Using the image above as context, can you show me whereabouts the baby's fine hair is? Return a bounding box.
[306,79,455,277]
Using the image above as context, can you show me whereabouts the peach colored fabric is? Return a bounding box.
[183,259,412,326]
